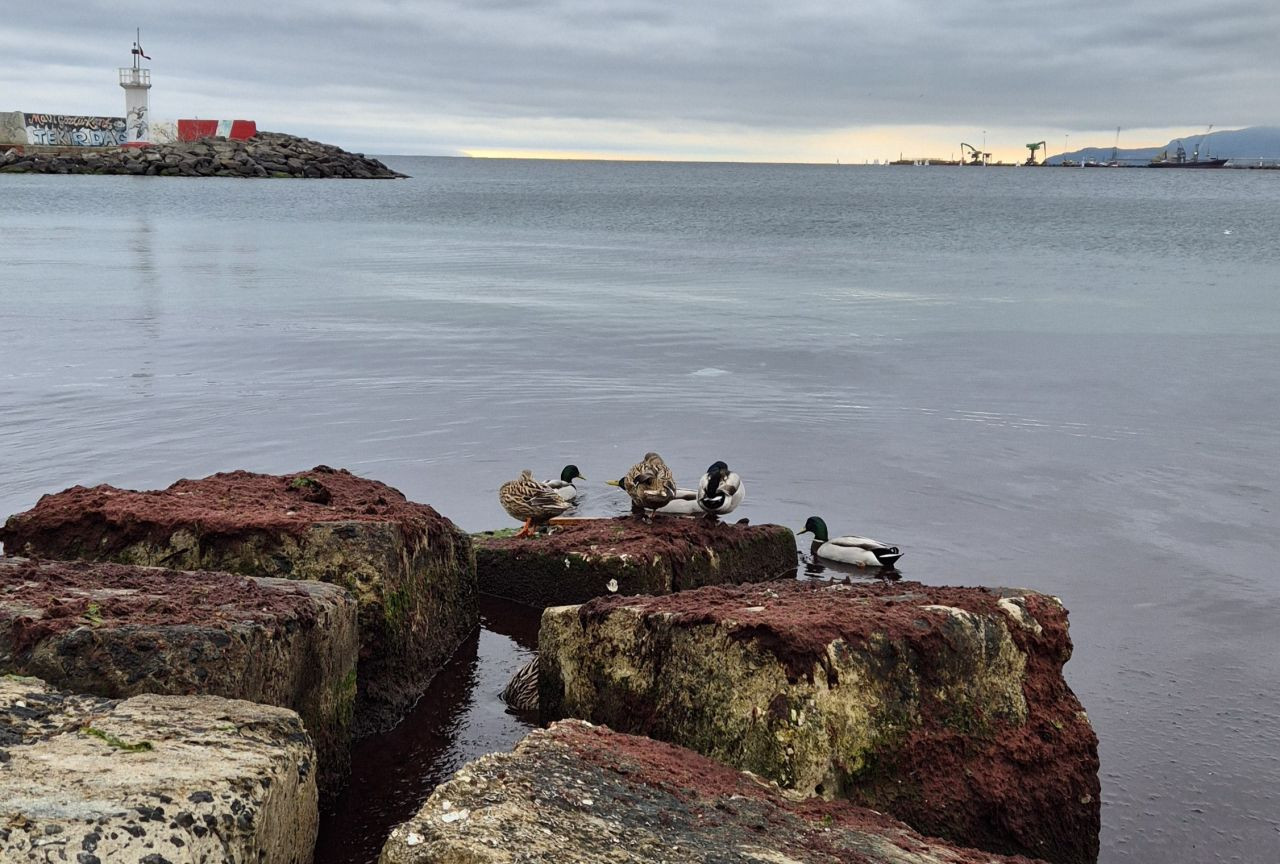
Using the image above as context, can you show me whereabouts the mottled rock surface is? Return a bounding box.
[380,719,1045,864]
[474,516,796,608]
[540,581,1099,864]
[0,131,405,178]
[0,676,317,863]
[0,556,357,795]
[0,466,477,736]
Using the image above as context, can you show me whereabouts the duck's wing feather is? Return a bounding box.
[829,535,896,551]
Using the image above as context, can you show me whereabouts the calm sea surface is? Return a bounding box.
[2,158,1278,863]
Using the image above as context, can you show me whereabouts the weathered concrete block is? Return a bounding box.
[380,719,1046,864]
[0,556,357,796]
[0,676,317,863]
[539,581,1100,864]
[473,516,796,608]
[0,466,477,736]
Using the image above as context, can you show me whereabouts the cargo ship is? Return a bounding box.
[1148,140,1228,168]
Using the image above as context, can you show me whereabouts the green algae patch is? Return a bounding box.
[83,725,153,752]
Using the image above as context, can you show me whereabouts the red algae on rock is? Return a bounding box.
[0,465,453,555]
[474,516,796,608]
[541,579,1100,864]
[0,557,320,655]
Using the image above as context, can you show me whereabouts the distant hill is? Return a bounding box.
[1046,126,1280,165]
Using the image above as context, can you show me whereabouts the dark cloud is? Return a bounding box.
[2,1,1275,154]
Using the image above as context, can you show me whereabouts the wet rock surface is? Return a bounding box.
[380,719,1046,864]
[0,466,477,737]
[0,556,357,795]
[473,516,796,608]
[0,675,317,863]
[0,132,405,178]
[539,580,1100,864]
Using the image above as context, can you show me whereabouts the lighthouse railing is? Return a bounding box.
[118,68,151,87]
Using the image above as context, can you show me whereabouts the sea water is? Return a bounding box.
[2,159,1278,863]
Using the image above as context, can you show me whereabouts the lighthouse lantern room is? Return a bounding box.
[119,29,152,144]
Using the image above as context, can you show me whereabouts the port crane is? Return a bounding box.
[1193,124,1213,161]
[1024,141,1047,165]
[960,142,989,166]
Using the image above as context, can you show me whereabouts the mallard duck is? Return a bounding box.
[606,479,703,514]
[499,470,573,538]
[501,654,539,712]
[544,464,585,501]
[610,452,676,519]
[659,488,704,515]
[697,461,745,519]
[798,516,902,568]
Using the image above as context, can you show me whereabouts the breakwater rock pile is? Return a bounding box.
[539,580,1100,864]
[1,463,1101,863]
[0,131,405,178]
[381,719,1044,864]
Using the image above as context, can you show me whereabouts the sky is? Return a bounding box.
[1,1,1275,162]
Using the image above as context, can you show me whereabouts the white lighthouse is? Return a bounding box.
[118,29,151,144]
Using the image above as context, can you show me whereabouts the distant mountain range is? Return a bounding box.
[1046,126,1280,165]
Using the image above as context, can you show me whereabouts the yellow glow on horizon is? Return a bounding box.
[459,124,1205,165]
[462,148,683,162]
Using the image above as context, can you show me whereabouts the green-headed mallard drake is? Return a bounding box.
[499,469,573,538]
[697,460,745,519]
[798,516,902,568]
[607,452,676,519]
[544,464,585,501]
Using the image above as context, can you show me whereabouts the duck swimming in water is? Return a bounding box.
[544,464,585,501]
[798,516,902,568]
[499,470,574,538]
[697,461,744,520]
[501,654,540,712]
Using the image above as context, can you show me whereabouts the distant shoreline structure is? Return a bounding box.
[0,131,407,179]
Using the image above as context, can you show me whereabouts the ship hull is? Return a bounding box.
[1147,158,1229,169]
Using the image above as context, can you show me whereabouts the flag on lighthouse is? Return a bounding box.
[131,28,150,60]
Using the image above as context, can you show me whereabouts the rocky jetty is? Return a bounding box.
[473,517,796,608]
[0,556,357,796]
[380,719,1046,864]
[0,466,477,736]
[0,675,317,863]
[0,132,405,178]
[539,580,1100,864]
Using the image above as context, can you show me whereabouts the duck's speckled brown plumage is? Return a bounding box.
[500,470,573,537]
[621,452,677,516]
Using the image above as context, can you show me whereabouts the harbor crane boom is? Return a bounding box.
[1024,141,1047,165]
[960,142,989,166]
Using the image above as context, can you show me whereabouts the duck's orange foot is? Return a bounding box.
[515,519,535,539]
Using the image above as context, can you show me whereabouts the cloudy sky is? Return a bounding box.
[1,1,1274,161]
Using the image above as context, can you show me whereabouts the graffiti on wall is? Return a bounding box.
[23,114,128,146]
